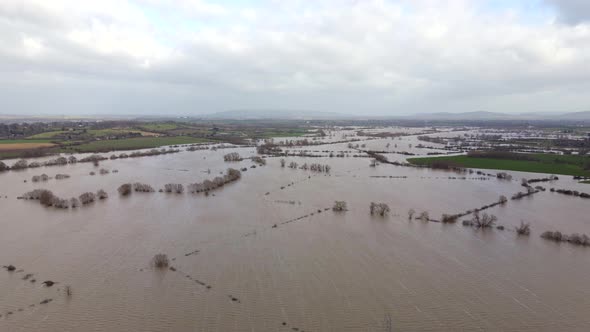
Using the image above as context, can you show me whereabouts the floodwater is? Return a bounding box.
[1,129,589,331]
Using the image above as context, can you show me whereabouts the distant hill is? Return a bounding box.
[559,111,590,120]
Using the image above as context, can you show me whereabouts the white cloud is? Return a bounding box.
[1,0,590,115]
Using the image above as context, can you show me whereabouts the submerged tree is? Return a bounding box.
[515,221,531,236]
[164,183,184,194]
[118,183,132,196]
[370,202,390,216]
[152,254,169,269]
[79,192,96,205]
[470,212,497,228]
[418,211,429,222]
[333,201,347,212]
[97,189,108,200]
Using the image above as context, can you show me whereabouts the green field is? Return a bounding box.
[27,131,69,139]
[407,154,590,177]
[139,123,179,131]
[63,137,210,153]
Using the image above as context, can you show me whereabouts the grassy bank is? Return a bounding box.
[62,137,210,153]
[407,153,590,177]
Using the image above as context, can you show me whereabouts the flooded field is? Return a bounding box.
[1,128,589,331]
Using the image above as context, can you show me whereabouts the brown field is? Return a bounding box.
[0,142,55,150]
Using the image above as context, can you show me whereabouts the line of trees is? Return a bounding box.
[20,189,107,209]
[187,168,241,193]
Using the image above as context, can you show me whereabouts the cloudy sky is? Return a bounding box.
[1,0,590,116]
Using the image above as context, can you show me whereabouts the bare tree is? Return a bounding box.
[471,212,497,228]
[515,221,530,236]
[370,202,390,216]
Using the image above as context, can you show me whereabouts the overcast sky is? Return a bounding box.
[1,0,590,116]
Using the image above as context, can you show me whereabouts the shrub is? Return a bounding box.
[133,183,155,192]
[441,214,459,223]
[252,156,266,165]
[164,183,184,194]
[152,254,169,269]
[12,159,28,170]
[515,221,531,236]
[39,190,55,206]
[97,189,108,200]
[333,201,347,212]
[370,202,390,216]
[118,184,132,196]
[70,197,80,208]
[498,195,508,204]
[0,161,8,172]
[79,192,96,205]
[224,152,242,162]
[68,156,77,164]
[419,211,429,222]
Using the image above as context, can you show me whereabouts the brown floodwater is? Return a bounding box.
[1,130,590,331]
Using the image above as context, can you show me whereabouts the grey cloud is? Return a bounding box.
[545,0,590,25]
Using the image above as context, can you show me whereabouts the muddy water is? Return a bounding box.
[1,134,590,331]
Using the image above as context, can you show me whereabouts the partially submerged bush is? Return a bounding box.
[441,214,459,224]
[515,221,531,236]
[70,197,80,208]
[79,192,96,205]
[133,183,155,192]
[223,152,242,162]
[0,161,8,172]
[152,254,169,269]
[418,211,429,222]
[408,209,416,220]
[97,189,108,200]
[370,202,390,216]
[55,174,70,180]
[251,156,266,165]
[164,183,184,194]
[541,231,590,246]
[118,183,132,196]
[99,168,110,175]
[332,201,347,212]
[12,159,28,170]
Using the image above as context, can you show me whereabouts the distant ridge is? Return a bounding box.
[200,109,351,120]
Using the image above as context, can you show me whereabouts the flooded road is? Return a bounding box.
[1,131,589,331]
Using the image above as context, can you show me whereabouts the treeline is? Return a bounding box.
[550,188,590,199]
[0,148,180,172]
[19,189,108,209]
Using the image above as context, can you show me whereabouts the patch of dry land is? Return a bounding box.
[0,142,55,150]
